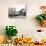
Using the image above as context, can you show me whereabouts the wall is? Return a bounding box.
[0,0,46,41]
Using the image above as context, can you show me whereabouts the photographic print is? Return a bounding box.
[8,4,27,18]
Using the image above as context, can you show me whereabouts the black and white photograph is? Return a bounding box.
[8,5,27,18]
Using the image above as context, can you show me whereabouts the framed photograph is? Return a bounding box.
[8,4,27,18]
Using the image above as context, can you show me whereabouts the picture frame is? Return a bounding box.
[8,4,27,18]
